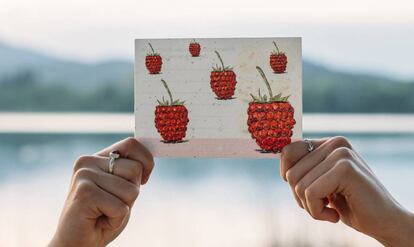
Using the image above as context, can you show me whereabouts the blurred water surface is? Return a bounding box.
[0,133,413,247]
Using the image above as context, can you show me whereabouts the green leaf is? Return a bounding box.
[274,93,282,100]
[250,93,257,101]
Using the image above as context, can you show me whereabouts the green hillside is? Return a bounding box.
[0,41,413,113]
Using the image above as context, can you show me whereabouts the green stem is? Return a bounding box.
[148,43,155,54]
[214,51,225,70]
[161,79,174,104]
[193,39,196,43]
[256,66,273,99]
[272,41,280,54]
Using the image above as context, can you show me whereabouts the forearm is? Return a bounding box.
[375,207,414,247]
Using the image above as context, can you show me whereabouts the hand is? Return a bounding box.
[280,136,414,247]
[49,137,154,247]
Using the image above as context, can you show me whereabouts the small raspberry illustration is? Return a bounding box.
[145,43,162,74]
[269,41,287,74]
[155,79,189,143]
[210,51,237,100]
[189,39,201,57]
[247,66,296,153]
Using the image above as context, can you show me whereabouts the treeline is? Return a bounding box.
[0,70,133,112]
[1,68,414,113]
[303,63,414,113]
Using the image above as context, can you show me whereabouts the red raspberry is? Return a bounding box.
[155,105,189,142]
[247,66,296,153]
[269,41,287,74]
[154,79,189,143]
[189,40,201,57]
[210,51,237,100]
[145,43,162,74]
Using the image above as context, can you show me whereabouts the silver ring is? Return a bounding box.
[108,151,120,174]
[304,139,315,152]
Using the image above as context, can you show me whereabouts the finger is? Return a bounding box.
[280,138,327,181]
[294,147,356,212]
[304,160,356,223]
[286,136,352,189]
[74,155,144,185]
[94,188,130,230]
[74,168,140,207]
[95,137,154,184]
[280,138,327,208]
[74,180,129,230]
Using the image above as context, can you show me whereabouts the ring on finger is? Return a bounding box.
[108,150,121,174]
[304,139,315,152]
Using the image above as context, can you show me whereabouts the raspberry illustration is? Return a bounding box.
[247,66,295,153]
[155,79,189,143]
[145,43,162,74]
[189,39,201,57]
[269,41,287,73]
[210,51,237,100]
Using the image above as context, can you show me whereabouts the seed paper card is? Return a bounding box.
[135,37,302,158]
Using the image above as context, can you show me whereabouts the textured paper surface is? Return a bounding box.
[135,37,302,158]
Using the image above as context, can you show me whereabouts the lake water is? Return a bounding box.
[1,133,413,247]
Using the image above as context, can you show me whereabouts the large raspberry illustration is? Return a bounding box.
[189,40,201,57]
[210,51,237,100]
[269,41,287,74]
[145,43,162,74]
[247,66,295,153]
[154,79,189,143]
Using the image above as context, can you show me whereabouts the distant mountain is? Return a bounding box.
[0,40,413,112]
[0,42,132,90]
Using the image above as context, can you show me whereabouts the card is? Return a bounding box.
[135,37,302,158]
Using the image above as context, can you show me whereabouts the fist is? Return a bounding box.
[280,137,414,246]
[49,137,154,247]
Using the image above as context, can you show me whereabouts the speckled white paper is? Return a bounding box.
[135,37,302,158]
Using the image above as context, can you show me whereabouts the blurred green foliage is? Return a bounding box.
[0,62,413,113]
[0,70,134,112]
[303,63,414,113]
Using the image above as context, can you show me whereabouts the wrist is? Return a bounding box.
[375,206,414,247]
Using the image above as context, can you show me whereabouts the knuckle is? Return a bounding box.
[117,202,130,216]
[281,146,295,167]
[280,145,291,161]
[73,155,94,172]
[126,184,140,204]
[330,136,352,149]
[285,169,296,186]
[332,146,353,159]
[74,180,97,200]
[304,187,315,200]
[147,154,155,169]
[335,159,354,175]
[294,183,305,198]
[73,167,95,181]
[124,137,140,150]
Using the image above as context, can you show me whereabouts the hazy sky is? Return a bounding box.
[1,0,413,79]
